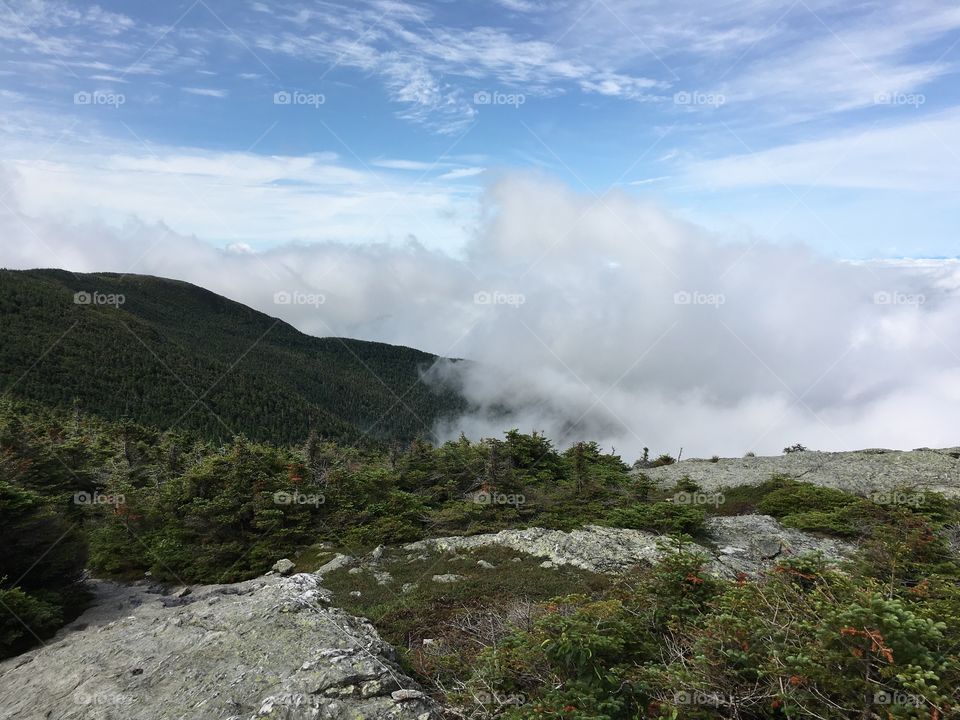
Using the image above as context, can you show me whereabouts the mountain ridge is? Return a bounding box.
[0,268,467,445]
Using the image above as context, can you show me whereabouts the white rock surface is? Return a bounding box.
[405,516,854,578]
[640,447,960,498]
[0,574,438,720]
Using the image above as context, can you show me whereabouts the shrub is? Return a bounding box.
[651,454,675,468]
[604,502,707,536]
[0,587,63,658]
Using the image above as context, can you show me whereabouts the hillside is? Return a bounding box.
[0,269,466,445]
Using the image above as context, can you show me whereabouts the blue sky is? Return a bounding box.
[2,0,959,257]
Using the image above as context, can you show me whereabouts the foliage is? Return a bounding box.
[471,545,959,719]
[0,268,466,446]
[0,473,88,658]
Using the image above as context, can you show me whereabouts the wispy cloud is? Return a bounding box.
[687,108,960,192]
[438,167,485,180]
[182,87,229,98]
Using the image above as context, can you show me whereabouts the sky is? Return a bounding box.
[2,0,959,256]
[1,0,959,458]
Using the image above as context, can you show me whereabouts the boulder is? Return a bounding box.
[272,558,296,575]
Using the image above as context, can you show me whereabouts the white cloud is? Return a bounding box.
[2,135,479,251]
[182,87,229,98]
[687,109,960,192]
[3,168,958,459]
[438,167,485,180]
[372,158,443,171]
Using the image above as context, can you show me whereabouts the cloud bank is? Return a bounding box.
[2,167,958,460]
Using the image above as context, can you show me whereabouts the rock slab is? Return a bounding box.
[405,516,853,578]
[640,447,960,498]
[0,574,438,720]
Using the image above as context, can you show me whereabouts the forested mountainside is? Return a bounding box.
[0,269,466,445]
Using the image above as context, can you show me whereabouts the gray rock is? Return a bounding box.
[640,447,960,498]
[476,560,495,569]
[707,515,853,576]
[392,689,426,701]
[316,553,354,575]
[406,517,853,578]
[272,558,296,576]
[401,583,418,594]
[0,575,438,720]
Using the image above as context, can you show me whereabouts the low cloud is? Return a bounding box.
[2,167,958,460]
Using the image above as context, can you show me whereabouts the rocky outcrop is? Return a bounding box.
[707,515,853,576]
[0,574,439,720]
[639,447,960,498]
[404,515,854,578]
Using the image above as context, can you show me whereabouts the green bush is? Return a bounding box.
[604,502,707,536]
[0,587,64,658]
